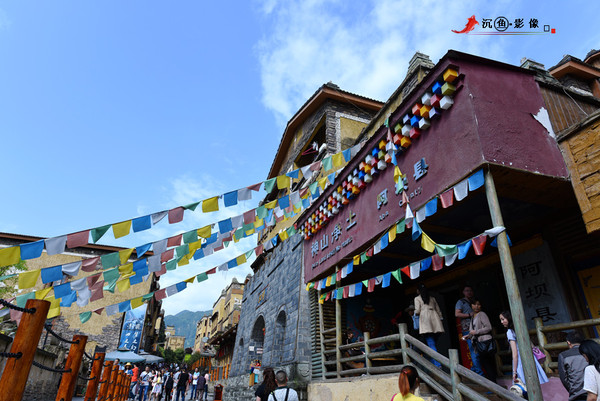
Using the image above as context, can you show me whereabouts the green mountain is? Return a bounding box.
[164,309,211,349]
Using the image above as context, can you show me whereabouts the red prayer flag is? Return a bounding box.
[343,286,349,298]
[325,292,331,301]
[243,210,256,225]
[336,270,342,282]
[432,254,444,271]
[168,207,184,224]
[472,235,487,256]
[161,249,174,263]
[87,273,102,288]
[81,256,100,272]
[310,161,321,171]
[156,264,167,277]
[255,244,264,256]
[167,234,182,248]
[366,247,374,257]
[440,189,454,209]
[67,230,89,249]
[93,308,104,315]
[400,266,411,278]
[206,267,217,274]
[367,278,376,292]
[155,289,167,301]
[247,182,262,192]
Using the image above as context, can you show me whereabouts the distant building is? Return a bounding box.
[207,277,247,382]
[165,325,177,338]
[194,316,211,351]
[166,334,186,351]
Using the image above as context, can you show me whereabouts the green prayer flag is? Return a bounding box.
[396,220,406,234]
[92,225,111,243]
[435,244,458,257]
[234,228,244,241]
[183,201,200,211]
[308,182,318,195]
[101,252,120,269]
[197,272,208,282]
[391,269,403,284]
[385,117,389,127]
[224,241,230,248]
[257,206,268,219]
[264,178,276,193]
[183,230,198,244]
[245,249,254,259]
[336,288,343,299]
[142,293,154,301]
[360,253,369,263]
[322,156,333,171]
[16,292,35,308]
[79,311,92,324]
[330,274,336,285]
[362,280,368,288]
[103,267,120,283]
[166,260,177,271]
[104,278,118,293]
[175,244,189,258]
[243,223,254,233]
[0,273,17,282]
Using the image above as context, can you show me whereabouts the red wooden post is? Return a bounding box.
[0,299,50,401]
[97,361,113,401]
[56,335,88,401]
[84,352,105,401]
[106,363,119,401]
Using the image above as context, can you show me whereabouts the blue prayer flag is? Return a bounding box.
[41,265,63,284]
[355,283,362,296]
[60,291,77,307]
[54,282,72,298]
[175,282,187,292]
[346,262,353,275]
[118,300,132,313]
[129,273,143,285]
[342,149,352,162]
[223,191,238,207]
[133,259,147,272]
[420,258,432,271]
[227,259,237,269]
[381,235,389,250]
[425,198,438,217]
[411,220,422,241]
[193,249,204,260]
[132,215,152,232]
[457,241,472,260]
[218,218,233,233]
[287,169,300,179]
[20,240,44,260]
[278,195,290,210]
[136,243,152,258]
[468,169,484,191]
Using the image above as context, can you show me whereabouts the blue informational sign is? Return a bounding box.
[118,305,147,353]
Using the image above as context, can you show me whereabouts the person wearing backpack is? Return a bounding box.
[267,370,299,401]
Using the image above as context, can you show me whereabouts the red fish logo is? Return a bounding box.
[452,15,479,34]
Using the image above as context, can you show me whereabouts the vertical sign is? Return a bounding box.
[118,304,147,353]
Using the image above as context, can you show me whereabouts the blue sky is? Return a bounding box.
[0,0,598,315]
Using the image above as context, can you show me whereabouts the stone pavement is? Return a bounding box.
[71,389,215,401]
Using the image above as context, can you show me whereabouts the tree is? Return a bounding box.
[174,348,185,363]
[0,260,28,299]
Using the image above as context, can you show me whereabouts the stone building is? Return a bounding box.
[0,232,162,354]
[223,82,387,400]
[194,315,211,351]
[166,334,186,351]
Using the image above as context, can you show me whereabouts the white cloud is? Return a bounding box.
[256,0,516,125]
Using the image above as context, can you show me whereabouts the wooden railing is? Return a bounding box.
[323,323,523,401]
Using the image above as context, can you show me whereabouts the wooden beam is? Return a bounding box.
[56,335,88,401]
[84,352,105,401]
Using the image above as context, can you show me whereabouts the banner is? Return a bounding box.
[118,304,147,353]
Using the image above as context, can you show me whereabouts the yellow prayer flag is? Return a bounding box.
[197,225,212,238]
[117,279,131,293]
[119,263,133,276]
[113,220,131,239]
[0,246,20,267]
[236,254,247,266]
[279,230,289,241]
[178,256,190,267]
[421,232,436,253]
[276,175,291,189]
[184,277,195,284]
[36,287,52,300]
[18,270,40,289]
[245,228,255,235]
[319,297,325,304]
[189,240,203,254]
[332,153,344,168]
[131,297,144,310]
[47,295,61,310]
[318,177,328,190]
[388,228,397,243]
[119,248,134,264]
[202,197,219,213]
[353,255,360,265]
[306,283,311,291]
[325,275,332,287]
[253,219,264,228]
[293,204,302,213]
[47,306,61,319]
[394,166,401,184]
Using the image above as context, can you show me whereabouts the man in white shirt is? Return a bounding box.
[267,370,299,401]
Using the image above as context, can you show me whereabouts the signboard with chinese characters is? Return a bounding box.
[118,304,147,353]
[512,242,571,329]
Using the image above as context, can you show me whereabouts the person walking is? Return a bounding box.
[580,339,600,401]
[190,368,200,400]
[255,367,277,401]
[163,370,174,401]
[150,370,162,401]
[175,368,190,401]
[267,370,299,401]
[463,299,497,382]
[139,366,152,401]
[414,283,444,368]
[195,370,206,401]
[203,371,209,401]
[558,331,588,401]
[499,310,548,395]
[391,365,425,401]
[455,285,483,375]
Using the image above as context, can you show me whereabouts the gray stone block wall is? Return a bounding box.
[227,234,310,399]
